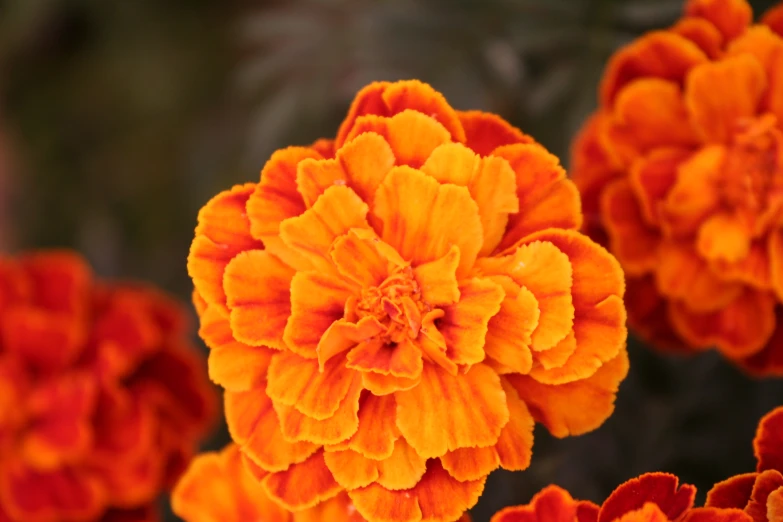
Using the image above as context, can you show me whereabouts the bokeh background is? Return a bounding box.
[3,0,783,520]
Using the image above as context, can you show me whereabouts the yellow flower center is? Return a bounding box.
[354,266,432,344]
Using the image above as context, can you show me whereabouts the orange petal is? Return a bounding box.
[438,277,505,366]
[495,378,534,471]
[345,111,452,169]
[711,240,771,290]
[697,212,751,263]
[684,0,752,41]
[362,372,421,396]
[323,448,379,489]
[745,469,783,522]
[656,242,742,312]
[441,445,499,482]
[292,491,367,522]
[494,144,582,250]
[598,472,696,522]
[20,250,91,316]
[669,289,776,358]
[346,338,423,379]
[336,80,464,147]
[224,250,295,350]
[413,246,461,307]
[685,54,767,144]
[396,362,509,458]
[224,388,317,472]
[601,179,660,276]
[284,271,356,359]
[295,157,347,208]
[420,143,519,255]
[490,485,578,522]
[337,393,399,460]
[768,230,783,301]
[612,78,698,152]
[661,146,724,237]
[1,306,85,372]
[672,17,724,59]
[330,228,393,288]
[188,184,262,310]
[738,318,783,377]
[373,166,483,276]
[509,347,628,438]
[275,376,362,445]
[615,504,669,522]
[199,306,273,392]
[268,352,356,420]
[280,185,371,273]
[600,32,708,106]
[458,110,533,157]
[349,460,485,522]
[246,146,320,241]
[629,148,690,226]
[375,438,428,490]
[477,240,574,352]
[336,132,397,206]
[482,277,537,375]
[764,3,783,35]
[755,406,783,473]
[729,26,783,127]
[318,316,385,370]
[768,487,783,522]
[262,450,342,511]
[706,473,758,509]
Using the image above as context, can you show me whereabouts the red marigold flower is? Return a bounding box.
[706,406,783,522]
[0,250,216,522]
[491,472,751,522]
[570,0,783,374]
[189,79,628,522]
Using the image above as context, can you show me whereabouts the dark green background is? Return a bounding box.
[2,1,783,520]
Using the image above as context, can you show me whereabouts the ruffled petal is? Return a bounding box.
[767,230,783,301]
[629,148,690,226]
[598,473,696,522]
[347,338,423,379]
[373,166,483,276]
[490,485,578,522]
[323,448,379,489]
[262,450,342,511]
[1,306,86,372]
[482,277,538,375]
[685,54,767,144]
[672,17,724,59]
[458,110,533,156]
[755,406,783,473]
[317,317,385,371]
[396,362,509,458]
[440,446,499,482]
[495,379,535,471]
[711,240,771,290]
[335,393,398,460]
[745,470,783,522]
[337,132,396,206]
[509,347,629,438]
[413,246,461,307]
[224,250,295,350]
[374,438,428,491]
[706,473,758,509]
[697,212,752,263]
[684,0,752,41]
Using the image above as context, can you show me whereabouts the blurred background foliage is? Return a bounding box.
[2,0,783,520]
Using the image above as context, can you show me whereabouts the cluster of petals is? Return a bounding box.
[706,406,783,522]
[172,442,473,522]
[572,0,783,374]
[0,251,215,522]
[188,79,628,522]
[492,472,754,522]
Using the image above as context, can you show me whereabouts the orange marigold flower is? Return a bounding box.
[571,0,783,374]
[706,406,783,522]
[0,250,216,522]
[491,472,751,522]
[188,79,628,522]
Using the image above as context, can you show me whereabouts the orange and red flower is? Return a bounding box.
[571,0,783,374]
[188,79,628,522]
[0,250,215,521]
[706,406,783,522]
[491,472,751,522]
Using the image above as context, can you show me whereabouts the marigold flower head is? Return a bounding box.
[189,79,628,522]
[706,406,783,522]
[572,0,783,374]
[0,250,216,522]
[491,472,752,522]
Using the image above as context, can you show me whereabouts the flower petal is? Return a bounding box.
[224,250,295,350]
[440,446,499,482]
[629,148,690,226]
[267,352,356,420]
[330,228,394,288]
[755,406,783,473]
[509,347,629,438]
[598,473,696,522]
[1,306,86,372]
[188,184,262,310]
[490,486,580,522]
[284,271,356,359]
[685,54,767,144]
[697,212,751,264]
[374,166,483,276]
[745,470,783,522]
[262,450,342,511]
[337,393,399,460]
[458,110,533,156]
[494,144,582,250]
[224,388,317,472]
[323,448,379,489]
[337,132,397,206]
[317,316,386,370]
[396,362,509,458]
[706,473,758,509]
[482,277,538,375]
[362,372,421,396]
[346,338,423,379]
[495,378,535,471]
[413,246,461,307]
[684,0,752,41]
[375,438,428,491]
[767,230,783,302]
[672,17,723,59]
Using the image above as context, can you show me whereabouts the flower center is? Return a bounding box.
[721,114,783,234]
[354,266,432,344]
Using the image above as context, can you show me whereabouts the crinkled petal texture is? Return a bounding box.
[490,472,752,522]
[0,251,216,522]
[190,79,627,522]
[571,0,783,375]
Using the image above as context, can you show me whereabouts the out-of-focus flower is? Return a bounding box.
[189,79,628,522]
[571,0,783,375]
[491,472,751,522]
[173,443,473,522]
[707,407,783,522]
[0,251,216,522]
